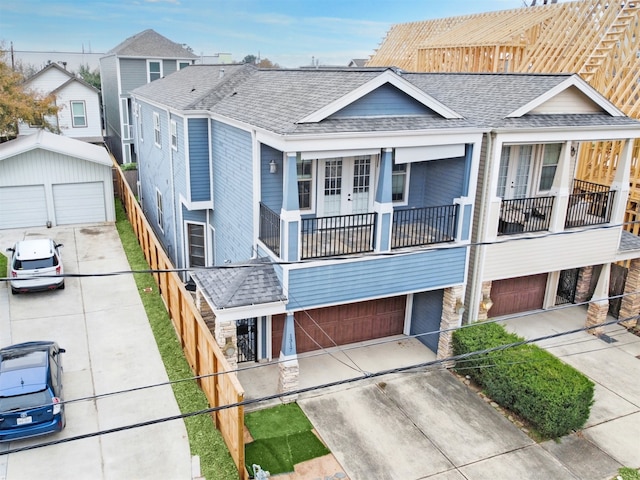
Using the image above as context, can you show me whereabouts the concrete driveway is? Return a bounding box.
[0,224,192,479]
[297,305,639,480]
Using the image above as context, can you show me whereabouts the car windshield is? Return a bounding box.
[14,256,58,270]
[0,389,52,412]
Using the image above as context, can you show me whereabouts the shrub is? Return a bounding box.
[453,322,594,438]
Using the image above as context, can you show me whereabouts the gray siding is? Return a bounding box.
[410,290,444,352]
[211,120,254,263]
[286,247,466,310]
[163,59,177,77]
[188,118,210,202]
[260,144,283,210]
[330,83,438,118]
[119,58,148,94]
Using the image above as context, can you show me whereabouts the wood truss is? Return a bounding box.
[368,0,640,234]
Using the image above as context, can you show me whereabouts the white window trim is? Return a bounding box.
[170,119,178,150]
[156,188,164,232]
[153,112,161,148]
[147,60,163,83]
[70,100,87,128]
[392,160,410,206]
[185,221,207,267]
[297,158,315,213]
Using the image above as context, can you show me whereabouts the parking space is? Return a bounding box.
[0,224,192,479]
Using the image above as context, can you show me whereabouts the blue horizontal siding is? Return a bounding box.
[330,83,438,118]
[260,144,283,211]
[188,118,210,202]
[286,247,466,310]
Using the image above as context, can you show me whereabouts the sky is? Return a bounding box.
[0,0,563,69]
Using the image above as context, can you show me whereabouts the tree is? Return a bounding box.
[77,63,101,90]
[257,58,280,69]
[243,54,257,65]
[0,50,59,142]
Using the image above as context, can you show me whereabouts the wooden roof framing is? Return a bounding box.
[368,0,640,233]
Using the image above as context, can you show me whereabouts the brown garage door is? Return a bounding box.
[272,296,406,354]
[489,274,548,317]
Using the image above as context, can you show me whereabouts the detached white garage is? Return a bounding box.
[0,130,115,229]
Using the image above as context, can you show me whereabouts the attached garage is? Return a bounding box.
[488,273,548,317]
[0,130,114,229]
[272,296,406,354]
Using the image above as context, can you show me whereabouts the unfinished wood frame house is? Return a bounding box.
[368,0,640,324]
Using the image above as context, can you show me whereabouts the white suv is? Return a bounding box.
[6,239,65,294]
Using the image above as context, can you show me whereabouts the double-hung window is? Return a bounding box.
[156,190,164,231]
[70,101,87,127]
[170,120,177,150]
[153,112,161,147]
[148,61,162,82]
[392,161,408,203]
[297,159,313,210]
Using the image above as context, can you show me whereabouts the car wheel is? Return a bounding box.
[11,287,18,295]
[59,282,65,290]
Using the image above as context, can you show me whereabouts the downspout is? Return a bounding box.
[251,129,260,260]
[167,108,179,272]
[467,131,494,323]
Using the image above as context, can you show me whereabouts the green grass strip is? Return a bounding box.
[115,200,239,480]
[245,402,313,439]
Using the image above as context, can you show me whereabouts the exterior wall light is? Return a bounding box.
[269,159,277,174]
[480,294,494,311]
[455,299,466,315]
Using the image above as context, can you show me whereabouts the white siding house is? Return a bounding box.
[18,63,103,143]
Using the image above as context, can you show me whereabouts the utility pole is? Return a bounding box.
[10,41,15,70]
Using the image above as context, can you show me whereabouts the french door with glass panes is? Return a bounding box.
[317,156,373,217]
[497,144,561,199]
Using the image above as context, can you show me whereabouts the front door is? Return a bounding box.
[318,156,372,217]
[237,318,257,362]
[497,145,533,200]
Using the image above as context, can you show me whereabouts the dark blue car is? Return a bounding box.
[0,341,66,442]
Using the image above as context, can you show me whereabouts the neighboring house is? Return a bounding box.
[0,130,115,229]
[348,59,368,68]
[18,63,102,144]
[99,29,197,165]
[130,65,640,392]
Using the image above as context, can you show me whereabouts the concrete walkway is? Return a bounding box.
[0,224,192,480]
[240,306,640,479]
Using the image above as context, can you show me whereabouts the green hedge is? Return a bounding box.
[452,322,594,438]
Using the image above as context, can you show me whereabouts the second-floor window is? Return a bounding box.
[153,112,161,147]
[392,161,408,202]
[170,120,177,149]
[148,61,162,82]
[297,159,313,210]
[178,61,191,70]
[70,101,87,127]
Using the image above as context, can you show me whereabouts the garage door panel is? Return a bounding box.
[489,274,547,317]
[0,185,47,229]
[272,297,405,355]
[53,182,106,225]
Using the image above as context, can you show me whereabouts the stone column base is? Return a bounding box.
[586,300,608,336]
[278,358,299,403]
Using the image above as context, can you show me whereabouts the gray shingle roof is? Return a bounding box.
[132,64,257,110]
[105,29,197,58]
[619,230,640,252]
[133,68,640,135]
[190,258,286,309]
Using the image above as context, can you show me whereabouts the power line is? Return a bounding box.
[1,313,636,456]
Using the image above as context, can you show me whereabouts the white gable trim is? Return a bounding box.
[298,69,463,123]
[507,75,624,118]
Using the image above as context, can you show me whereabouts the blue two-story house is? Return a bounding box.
[131,65,481,387]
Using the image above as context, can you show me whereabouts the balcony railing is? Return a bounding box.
[301,213,376,259]
[498,196,554,235]
[392,205,458,249]
[565,180,614,228]
[259,203,280,256]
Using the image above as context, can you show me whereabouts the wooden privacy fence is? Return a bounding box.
[112,164,247,479]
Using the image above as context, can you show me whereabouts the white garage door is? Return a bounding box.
[0,185,48,229]
[53,182,106,225]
